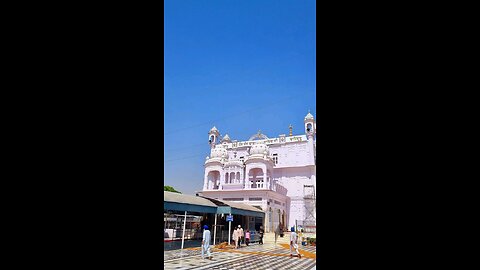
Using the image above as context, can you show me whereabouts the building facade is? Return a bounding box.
[198,113,316,233]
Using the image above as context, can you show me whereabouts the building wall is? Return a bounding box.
[202,115,316,231]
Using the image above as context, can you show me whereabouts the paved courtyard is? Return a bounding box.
[164,233,317,270]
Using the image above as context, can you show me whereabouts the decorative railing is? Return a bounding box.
[272,182,288,195]
[221,183,244,190]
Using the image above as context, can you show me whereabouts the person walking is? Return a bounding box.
[238,225,244,248]
[202,225,212,260]
[289,227,301,258]
[232,227,238,249]
[245,230,250,246]
[299,229,305,246]
[274,224,281,244]
[259,226,264,245]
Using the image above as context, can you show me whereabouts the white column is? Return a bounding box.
[219,171,224,190]
[204,171,209,190]
[213,214,217,245]
[263,167,267,189]
[180,211,187,254]
[241,169,244,187]
[267,172,271,190]
[228,218,231,245]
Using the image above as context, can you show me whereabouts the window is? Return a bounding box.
[239,156,244,162]
[223,198,244,201]
[249,197,262,201]
[273,153,278,165]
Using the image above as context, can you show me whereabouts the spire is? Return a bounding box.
[304,112,314,121]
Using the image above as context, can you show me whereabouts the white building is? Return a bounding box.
[198,113,316,233]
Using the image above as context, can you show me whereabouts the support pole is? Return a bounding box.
[181,211,187,254]
[228,217,231,245]
[213,214,217,245]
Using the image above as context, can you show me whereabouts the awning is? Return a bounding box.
[164,191,217,214]
[201,197,265,218]
[163,192,265,218]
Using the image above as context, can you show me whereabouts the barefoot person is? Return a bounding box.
[259,226,264,245]
[238,225,244,248]
[202,225,212,260]
[275,224,281,244]
[245,230,250,246]
[232,227,239,249]
[290,227,301,258]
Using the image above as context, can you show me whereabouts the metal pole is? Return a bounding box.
[228,216,231,245]
[213,214,217,245]
[181,211,187,253]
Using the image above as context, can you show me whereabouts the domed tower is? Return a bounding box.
[204,147,227,190]
[208,126,220,149]
[304,112,315,139]
[304,111,316,164]
[244,140,274,191]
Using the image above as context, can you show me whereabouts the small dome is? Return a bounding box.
[305,112,314,120]
[249,144,269,155]
[225,158,243,167]
[211,147,227,158]
[222,134,231,142]
[249,130,269,141]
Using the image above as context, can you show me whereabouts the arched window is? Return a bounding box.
[306,123,312,132]
[248,168,263,188]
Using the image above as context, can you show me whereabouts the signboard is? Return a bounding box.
[221,135,307,149]
[226,215,233,222]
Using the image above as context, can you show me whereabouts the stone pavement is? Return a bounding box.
[164,232,317,270]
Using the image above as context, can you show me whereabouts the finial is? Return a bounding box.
[289,124,293,136]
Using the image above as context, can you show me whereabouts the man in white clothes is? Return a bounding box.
[290,226,301,258]
[232,227,239,249]
[238,225,244,248]
[202,225,212,260]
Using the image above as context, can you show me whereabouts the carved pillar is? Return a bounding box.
[204,171,209,190]
[219,171,224,190]
[263,165,267,189]
[244,166,250,189]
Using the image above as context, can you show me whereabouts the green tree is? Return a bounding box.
[164,185,181,194]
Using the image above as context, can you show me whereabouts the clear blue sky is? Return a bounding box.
[164,0,316,195]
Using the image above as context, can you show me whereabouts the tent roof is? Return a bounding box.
[218,200,264,213]
[163,192,265,218]
[164,191,217,207]
[164,191,218,214]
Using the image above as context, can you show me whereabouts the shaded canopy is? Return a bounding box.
[164,191,265,218]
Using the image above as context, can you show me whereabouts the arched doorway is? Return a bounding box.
[207,171,220,190]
